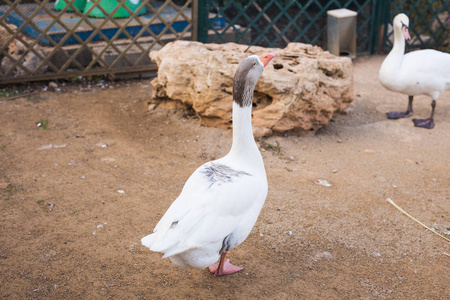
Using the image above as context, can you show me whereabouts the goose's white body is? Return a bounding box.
[141,55,272,273]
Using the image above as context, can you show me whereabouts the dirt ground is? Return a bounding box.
[0,55,449,299]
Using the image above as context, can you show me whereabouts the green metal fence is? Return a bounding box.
[198,0,449,54]
[381,0,450,51]
[198,0,381,53]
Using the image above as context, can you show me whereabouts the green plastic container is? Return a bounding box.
[54,0,87,12]
[84,0,147,18]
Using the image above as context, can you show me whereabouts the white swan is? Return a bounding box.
[379,13,450,129]
[141,54,274,276]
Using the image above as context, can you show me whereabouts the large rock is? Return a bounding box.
[150,41,354,136]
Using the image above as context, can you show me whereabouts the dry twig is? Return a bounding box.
[3,92,39,101]
[386,198,450,243]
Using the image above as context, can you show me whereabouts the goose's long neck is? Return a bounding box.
[228,102,262,166]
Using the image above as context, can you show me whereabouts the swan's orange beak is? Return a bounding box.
[402,25,411,41]
[259,54,275,68]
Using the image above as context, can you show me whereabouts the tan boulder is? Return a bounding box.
[150,41,354,136]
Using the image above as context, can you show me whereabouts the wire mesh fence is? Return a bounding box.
[1,0,449,85]
[0,0,195,84]
[200,0,379,53]
[381,0,450,52]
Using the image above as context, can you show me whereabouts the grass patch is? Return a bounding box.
[0,88,33,100]
[2,184,22,204]
[0,88,15,98]
[26,95,47,103]
[37,119,48,130]
[68,75,104,83]
[257,138,281,154]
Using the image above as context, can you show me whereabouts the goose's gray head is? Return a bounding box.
[233,54,274,107]
[393,13,411,41]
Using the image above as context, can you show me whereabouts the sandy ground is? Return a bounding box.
[0,55,449,299]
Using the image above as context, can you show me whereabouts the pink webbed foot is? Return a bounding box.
[208,259,243,276]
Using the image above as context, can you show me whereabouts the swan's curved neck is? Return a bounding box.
[391,24,406,55]
[380,23,406,75]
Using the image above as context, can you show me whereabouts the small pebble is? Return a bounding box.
[97,222,107,229]
[116,190,125,194]
[49,81,58,89]
[315,179,332,187]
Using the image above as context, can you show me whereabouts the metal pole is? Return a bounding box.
[197,0,209,43]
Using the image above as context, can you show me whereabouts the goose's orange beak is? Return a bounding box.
[259,54,275,68]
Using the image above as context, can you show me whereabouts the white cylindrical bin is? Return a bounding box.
[327,9,357,58]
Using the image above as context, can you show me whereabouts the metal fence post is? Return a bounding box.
[370,0,390,54]
[196,0,210,43]
[380,0,393,52]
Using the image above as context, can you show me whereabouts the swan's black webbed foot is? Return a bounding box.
[386,111,413,119]
[412,118,434,129]
[387,96,414,120]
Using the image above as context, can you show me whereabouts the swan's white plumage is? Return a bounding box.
[379,14,450,99]
[141,54,271,270]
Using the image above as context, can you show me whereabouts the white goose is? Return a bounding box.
[379,13,450,129]
[141,54,274,276]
